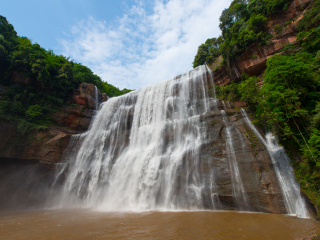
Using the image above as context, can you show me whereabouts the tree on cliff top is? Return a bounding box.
[0,15,132,123]
[193,37,222,68]
[193,0,292,69]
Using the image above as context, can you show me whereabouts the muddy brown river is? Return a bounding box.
[0,210,319,239]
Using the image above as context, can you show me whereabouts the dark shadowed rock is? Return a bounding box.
[0,121,73,164]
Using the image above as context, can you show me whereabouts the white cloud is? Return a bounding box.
[58,0,231,90]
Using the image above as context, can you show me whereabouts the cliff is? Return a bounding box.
[0,82,108,164]
[211,0,312,86]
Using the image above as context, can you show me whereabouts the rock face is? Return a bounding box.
[295,234,320,240]
[0,82,109,164]
[0,81,109,210]
[50,105,93,131]
[0,121,73,164]
[50,83,109,131]
[73,83,108,110]
[198,107,286,213]
[212,0,312,86]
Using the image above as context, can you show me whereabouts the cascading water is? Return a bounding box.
[55,65,218,211]
[240,109,310,218]
[221,110,250,210]
[94,86,99,110]
[53,65,311,217]
[227,101,232,109]
[222,101,227,110]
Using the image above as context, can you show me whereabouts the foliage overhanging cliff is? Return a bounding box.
[0,15,132,128]
[193,0,320,216]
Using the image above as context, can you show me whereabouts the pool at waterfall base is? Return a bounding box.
[0,210,319,240]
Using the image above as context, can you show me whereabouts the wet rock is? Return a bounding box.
[85,93,96,109]
[200,110,286,213]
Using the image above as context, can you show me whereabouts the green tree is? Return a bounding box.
[193,37,222,68]
[26,104,42,120]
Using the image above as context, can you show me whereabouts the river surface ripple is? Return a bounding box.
[0,210,319,239]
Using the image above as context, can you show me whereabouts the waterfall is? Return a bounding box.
[240,109,310,218]
[227,101,232,109]
[94,86,99,110]
[205,64,218,110]
[221,110,250,210]
[55,65,216,211]
[53,65,311,217]
[222,101,227,110]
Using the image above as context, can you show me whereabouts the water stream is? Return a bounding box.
[55,65,216,211]
[51,65,311,218]
[94,86,99,111]
[240,109,310,218]
[221,110,250,210]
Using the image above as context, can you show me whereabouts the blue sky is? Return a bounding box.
[1,0,231,90]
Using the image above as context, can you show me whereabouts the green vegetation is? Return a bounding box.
[0,15,132,128]
[193,37,222,68]
[207,0,320,215]
[217,51,320,215]
[193,0,292,69]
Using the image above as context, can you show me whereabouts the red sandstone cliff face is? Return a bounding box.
[0,82,109,164]
[50,83,109,131]
[0,121,73,164]
[211,0,312,86]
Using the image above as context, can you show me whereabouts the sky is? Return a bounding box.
[1,0,231,90]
